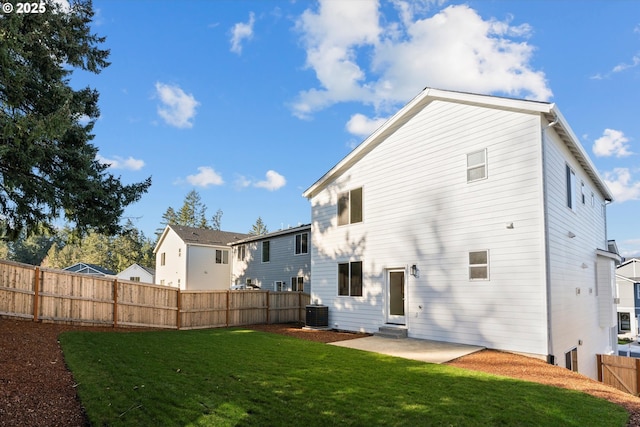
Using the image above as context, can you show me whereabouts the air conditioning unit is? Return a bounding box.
[306,305,328,328]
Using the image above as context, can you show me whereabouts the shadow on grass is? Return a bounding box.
[60,328,628,427]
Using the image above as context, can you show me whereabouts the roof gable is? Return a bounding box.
[64,262,116,276]
[302,87,612,202]
[231,224,311,246]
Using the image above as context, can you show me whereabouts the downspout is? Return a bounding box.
[542,113,559,365]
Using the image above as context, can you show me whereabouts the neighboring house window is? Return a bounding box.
[565,348,578,372]
[295,233,308,255]
[129,276,140,282]
[467,149,487,182]
[160,279,165,286]
[338,261,363,297]
[619,312,631,332]
[216,249,229,264]
[566,165,576,211]
[469,250,489,280]
[581,182,586,204]
[237,245,246,261]
[262,241,270,263]
[291,276,304,292]
[275,281,285,291]
[161,252,166,266]
[338,187,363,226]
[591,192,595,207]
[178,248,181,257]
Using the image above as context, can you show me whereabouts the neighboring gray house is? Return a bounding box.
[230,224,311,293]
[116,263,155,284]
[64,262,116,277]
[616,258,640,334]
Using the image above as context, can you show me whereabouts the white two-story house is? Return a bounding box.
[303,88,620,380]
[154,224,249,290]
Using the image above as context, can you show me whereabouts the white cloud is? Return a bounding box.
[155,82,199,129]
[612,55,640,73]
[603,168,640,202]
[186,166,224,188]
[230,12,256,54]
[234,175,252,190]
[254,170,287,191]
[346,113,389,138]
[96,155,145,171]
[593,129,633,157]
[292,2,551,119]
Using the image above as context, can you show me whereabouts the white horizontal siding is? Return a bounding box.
[311,101,548,354]
[543,126,611,378]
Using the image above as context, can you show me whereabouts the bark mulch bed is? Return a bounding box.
[2,318,640,426]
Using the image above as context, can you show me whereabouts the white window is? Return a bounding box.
[338,261,363,296]
[338,187,363,226]
[215,249,229,264]
[160,252,166,266]
[295,233,308,255]
[469,250,489,280]
[291,276,304,292]
[275,281,285,291]
[566,165,576,211]
[129,276,140,282]
[237,245,246,261]
[467,149,487,182]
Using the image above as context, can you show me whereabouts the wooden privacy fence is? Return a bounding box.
[0,260,310,329]
[597,354,640,396]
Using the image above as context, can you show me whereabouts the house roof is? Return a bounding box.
[230,224,311,246]
[154,224,250,253]
[302,87,613,202]
[63,262,116,276]
[118,263,155,276]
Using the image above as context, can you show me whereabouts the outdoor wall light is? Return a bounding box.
[410,264,418,277]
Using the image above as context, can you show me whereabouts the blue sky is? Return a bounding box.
[75,1,640,257]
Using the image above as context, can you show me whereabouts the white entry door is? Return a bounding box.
[387,269,406,325]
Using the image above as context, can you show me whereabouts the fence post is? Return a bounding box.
[33,267,40,322]
[113,279,118,328]
[298,292,302,323]
[597,354,603,382]
[226,290,230,327]
[176,288,181,330]
[635,358,640,396]
[266,291,270,325]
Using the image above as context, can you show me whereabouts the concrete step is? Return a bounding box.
[376,326,408,339]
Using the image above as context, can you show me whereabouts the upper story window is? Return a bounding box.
[262,241,270,263]
[566,164,576,211]
[215,249,229,264]
[160,252,166,266]
[467,149,487,182]
[338,187,363,226]
[295,233,308,255]
[237,245,246,261]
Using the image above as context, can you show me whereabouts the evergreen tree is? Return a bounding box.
[211,209,223,231]
[177,190,208,228]
[249,217,269,236]
[0,0,151,240]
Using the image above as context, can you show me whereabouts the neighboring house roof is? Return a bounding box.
[618,258,640,280]
[154,224,250,253]
[230,224,311,246]
[118,263,155,276]
[302,87,613,202]
[63,262,116,276]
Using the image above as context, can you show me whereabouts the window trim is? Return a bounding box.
[215,249,229,264]
[338,187,363,226]
[468,250,489,281]
[295,232,309,255]
[466,149,487,183]
[338,261,363,297]
[291,276,304,292]
[566,164,576,211]
[160,252,166,266]
[262,241,270,263]
[237,244,246,261]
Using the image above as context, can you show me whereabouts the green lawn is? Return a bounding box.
[60,328,629,426]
